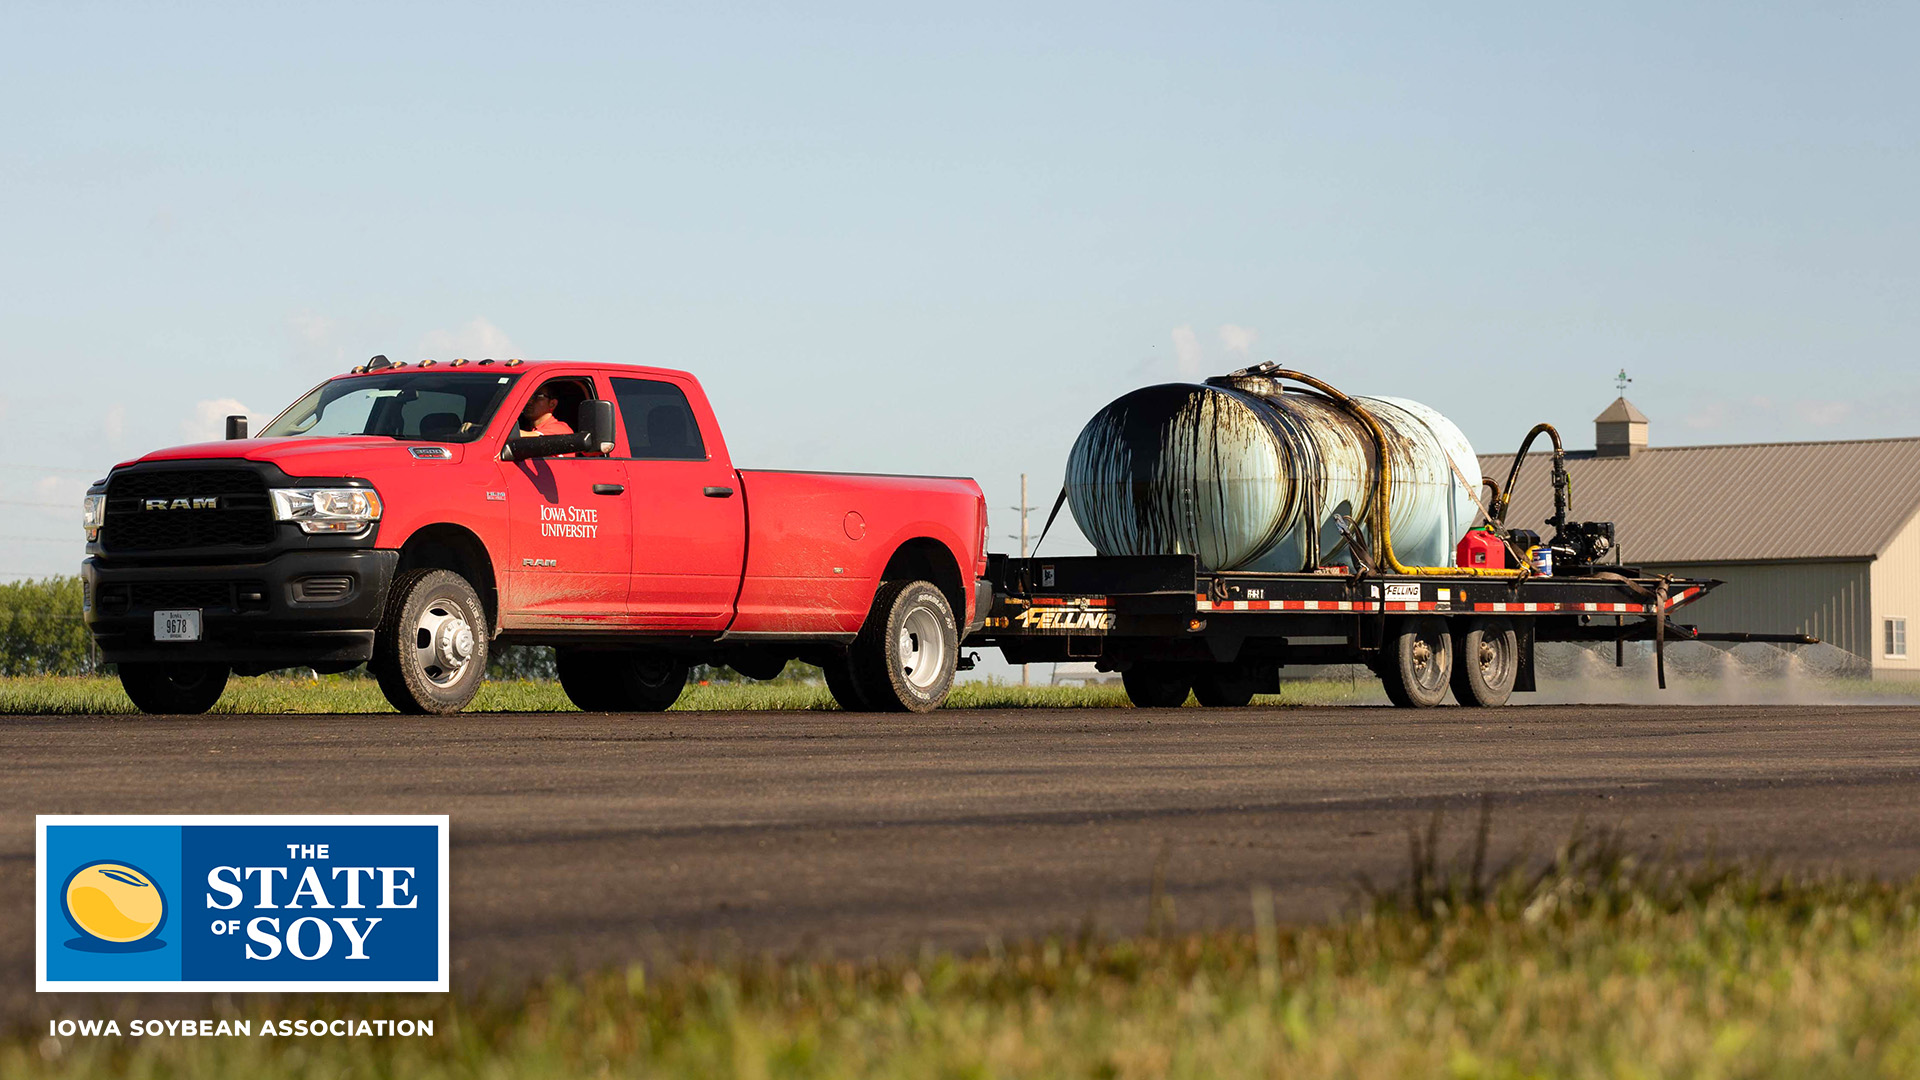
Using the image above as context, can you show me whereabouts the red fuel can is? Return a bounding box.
[1457,529,1505,570]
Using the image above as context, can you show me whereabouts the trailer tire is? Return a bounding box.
[848,579,958,713]
[558,649,688,713]
[1449,617,1518,707]
[823,657,874,711]
[1123,662,1192,708]
[373,569,489,715]
[119,662,229,715]
[1380,616,1453,709]
[1192,662,1260,707]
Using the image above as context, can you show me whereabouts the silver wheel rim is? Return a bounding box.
[897,602,950,692]
[1409,628,1448,693]
[413,593,476,687]
[1477,634,1512,689]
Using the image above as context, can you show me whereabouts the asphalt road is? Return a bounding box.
[7,703,1920,1018]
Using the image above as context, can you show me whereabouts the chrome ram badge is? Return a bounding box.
[143,497,220,511]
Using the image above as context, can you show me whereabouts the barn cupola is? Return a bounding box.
[1595,397,1648,458]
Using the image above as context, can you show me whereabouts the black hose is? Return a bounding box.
[1496,424,1572,533]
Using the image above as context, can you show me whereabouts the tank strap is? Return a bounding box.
[1028,487,1069,558]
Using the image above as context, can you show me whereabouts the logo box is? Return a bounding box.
[38,815,449,992]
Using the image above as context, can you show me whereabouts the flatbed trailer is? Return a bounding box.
[972,554,1813,707]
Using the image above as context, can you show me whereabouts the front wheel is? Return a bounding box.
[372,569,489,715]
[848,580,958,713]
[119,662,229,714]
[1379,616,1453,708]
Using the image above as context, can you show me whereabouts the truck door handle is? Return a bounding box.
[704,486,734,498]
[592,483,625,495]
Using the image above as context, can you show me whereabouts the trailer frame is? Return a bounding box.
[970,554,1814,706]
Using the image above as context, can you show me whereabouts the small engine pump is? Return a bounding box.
[1551,520,1615,573]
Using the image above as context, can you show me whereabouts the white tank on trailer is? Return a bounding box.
[1063,372,1481,572]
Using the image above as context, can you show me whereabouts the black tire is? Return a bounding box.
[619,653,689,712]
[556,648,624,712]
[372,568,489,715]
[558,649,689,712]
[1379,616,1452,708]
[1122,662,1192,708]
[119,662,229,715]
[1450,617,1518,707]
[848,579,958,713]
[823,656,873,711]
[1192,662,1261,708]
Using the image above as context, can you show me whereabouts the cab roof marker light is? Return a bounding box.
[418,359,436,367]
[478,358,495,365]
[505,358,523,366]
[350,365,367,374]
[449,358,468,366]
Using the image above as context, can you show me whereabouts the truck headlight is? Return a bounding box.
[82,493,106,540]
[271,487,384,534]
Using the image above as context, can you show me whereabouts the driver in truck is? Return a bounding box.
[517,384,574,437]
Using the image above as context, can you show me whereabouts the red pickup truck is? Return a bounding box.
[82,357,989,715]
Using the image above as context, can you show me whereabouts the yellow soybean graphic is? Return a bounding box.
[65,863,164,943]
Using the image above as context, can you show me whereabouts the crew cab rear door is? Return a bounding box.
[609,375,746,631]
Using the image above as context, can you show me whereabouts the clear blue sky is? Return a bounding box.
[3,2,1915,579]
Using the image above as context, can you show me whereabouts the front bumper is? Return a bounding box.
[83,549,400,669]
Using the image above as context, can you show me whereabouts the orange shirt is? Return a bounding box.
[531,416,573,436]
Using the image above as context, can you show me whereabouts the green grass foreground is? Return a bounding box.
[10,828,1920,1078]
[0,675,1380,714]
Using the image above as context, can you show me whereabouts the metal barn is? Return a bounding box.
[1485,399,1920,678]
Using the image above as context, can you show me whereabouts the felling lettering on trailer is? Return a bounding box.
[1009,597,1115,632]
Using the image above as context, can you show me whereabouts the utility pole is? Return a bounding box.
[1010,473,1035,686]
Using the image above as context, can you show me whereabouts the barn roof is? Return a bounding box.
[1477,437,1920,564]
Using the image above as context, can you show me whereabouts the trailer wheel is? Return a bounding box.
[1380,616,1453,708]
[558,649,689,712]
[823,657,874,711]
[1192,662,1260,707]
[848,579,958,713]
[1449,617,1518,707]
[372,569,489,715]
[119,662,229,715]
[1123,662,1192,708]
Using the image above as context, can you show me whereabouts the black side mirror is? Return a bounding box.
[500,399,617,462]
[225,415,249,440]
[579,399,616,455]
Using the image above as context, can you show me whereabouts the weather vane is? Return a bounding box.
[1615,368,1632,395]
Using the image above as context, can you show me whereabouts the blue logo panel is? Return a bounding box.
[38,816,448,992]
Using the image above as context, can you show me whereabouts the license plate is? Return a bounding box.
[154,609,202,642]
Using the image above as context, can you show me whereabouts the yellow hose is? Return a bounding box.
[1251,368,1529,579]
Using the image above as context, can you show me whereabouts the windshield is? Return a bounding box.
[260,372,523,443]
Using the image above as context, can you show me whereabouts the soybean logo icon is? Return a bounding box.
[63,861,168,950]
[38,815,448,992]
